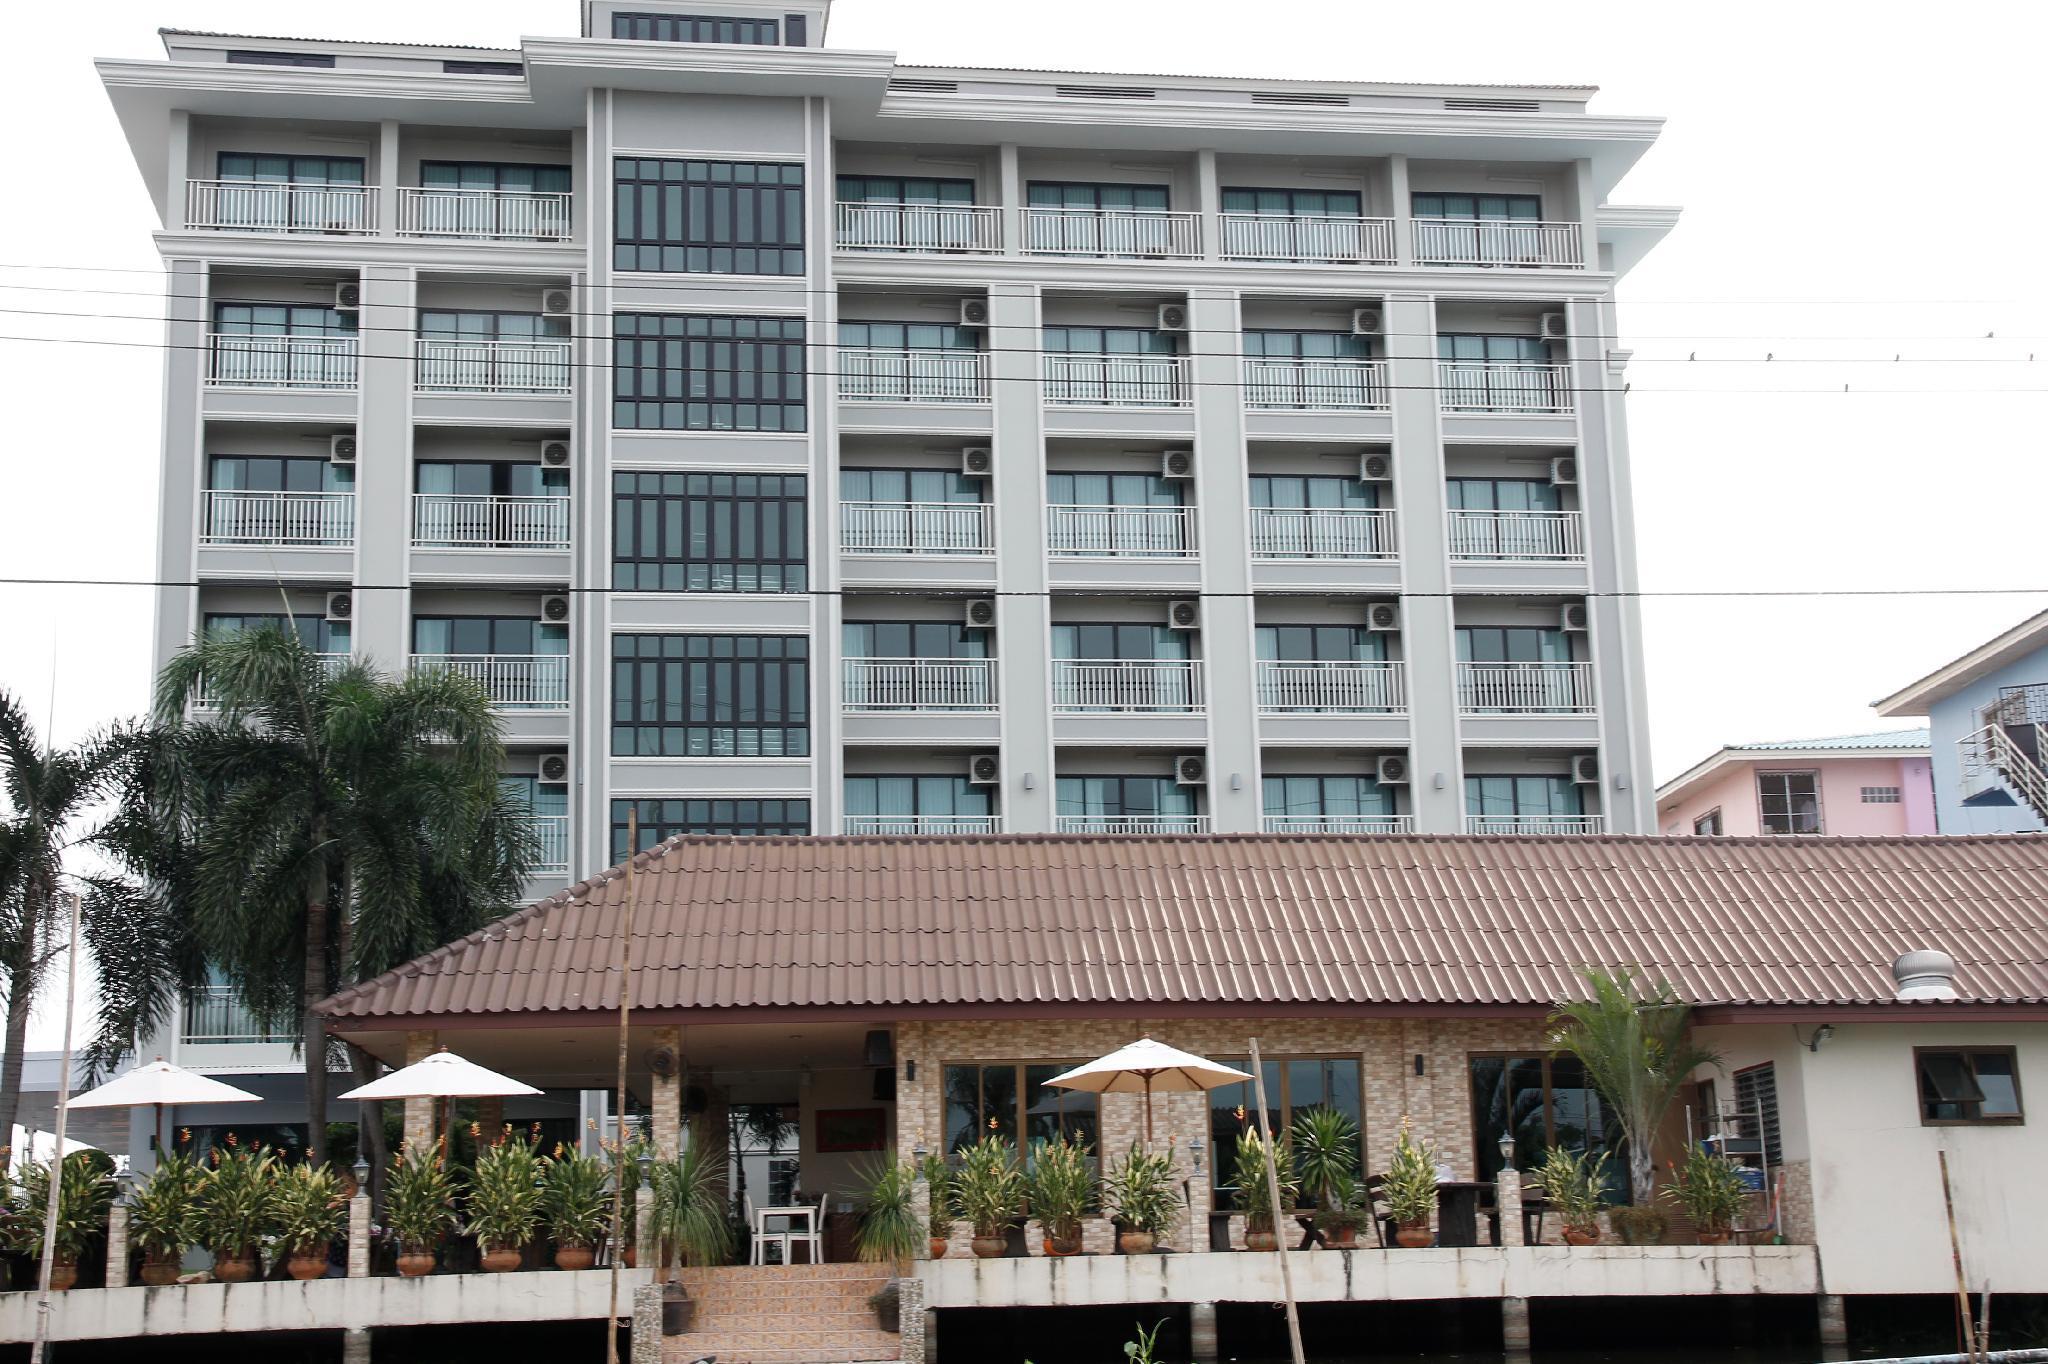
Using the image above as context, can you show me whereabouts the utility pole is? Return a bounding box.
[1247,1038,1305,1364]
[606,811,641,1364]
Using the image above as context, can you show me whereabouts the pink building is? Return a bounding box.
[1656,729,1935,836]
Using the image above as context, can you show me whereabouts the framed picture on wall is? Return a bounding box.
[816,1108,886,1153]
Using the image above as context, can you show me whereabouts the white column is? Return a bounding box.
[353,265,416,672]
[377,120,400,236]
[987,282,1053,830]
[1187,289,1258,833]
[998,144,1023,258]
[165,111,191,230]
[1195,149,1221,263]
[1388,154,1413,267]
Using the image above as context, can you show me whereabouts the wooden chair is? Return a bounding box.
[1363,1174,1398,1249]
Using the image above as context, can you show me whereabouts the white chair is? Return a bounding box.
[746,1195,790,1267]
[785,1193,827,1265]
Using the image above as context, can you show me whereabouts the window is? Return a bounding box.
[1465,775,1584,823]
[412,616,565,658]
[1469,1054,1623,1190]
[1249,475,1376,511]
[1245,331,1374,361]
[1693,808,1724,836]
[1916,1048,2023,1125]
[1026,183,1176,256]
[1045,472,1185,517]
[1262,775,1395,823]
[1457,626,1571,662]
[1244,332,1377,408]
[844,776,993,825]
[1732,1063,1783,1166]
[838,321,985,402]
[1447,479,1564,559]
[1221,188,1363,218]
[612,313,807,432]
[1043,326,1178,356]
[1412,193,1542,222]
[838,321,979,352]
[206,456,353,545]
[613,157,805,274]
[226,50,336,67]
[208,455,351,493]
[1862,786,1902,804]
[612,11,781,43]
[421,161,569,195]
[1051,623,1188,662]
[839,468,982,505]
[611,472,808,593]
[837,175,975,207]
[610,634,809,757]
[841,621,986,660]
[1446,478,1561,513]
[213,302,356,337]
[1056,776,1197,825]
[1758,771,1822,834]
[611,797,810,857]
[942,1063,1098,1161]
[415,461,566,499]
[1438,334,1552,364]
[217,153,363,186]
[443,60,524,75]
[1027,182,1169,211]
[1257,625,1384,663]
[203,612,349,654]
[1206,1057,1362,1210]
[839,469,987,554]
[419,310,566,343]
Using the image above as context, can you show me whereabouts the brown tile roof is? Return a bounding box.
[316,835,2048,1026]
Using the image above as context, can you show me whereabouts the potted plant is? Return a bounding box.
[853,1158,922,1268]
[1102,1143,1176,1255]
[645,1130,734,1335]
[1672,1146,1749,1245]
[605,1132,651,1268]
[953,1136,1024,1259]
[197,1141,277,1282]
[1312,1172,1371,1250]
[129,1151,203,1286]
[1606,1199,1670,1247]
[8,1153,116,1290]
[467,1127,544,1272]
[1383,1124,1440,1248]
[920,1152,956,1259]
[1231,1129,1298,1252]
[272,1162,347,1279]
[385,1142,461,1277]
[1026,1134,1094,1256]
[1533,1147,1607,1245]
[1291,1107,1362,1248]
[867,1280,902,1333]
[540,1145,611,1270]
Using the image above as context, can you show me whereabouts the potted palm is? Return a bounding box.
[1291,1107,1363,1248]
[1026,1134,1094,1256]
[198,1142,277,1282]
[1533,1147,1608,1245]
[9,1154,116,1290]
[1672,1146,1749,1245]
[130,1151,203,1286]
[1383,1124,1439,1248]
[646,1132,734,1336]
[467,1128,543,1272]
[1102,1142,1176,1255]
[540,1145,611,1270]
[385,1143,461,1276]
[954,1136,1025,1259]
[853,1158,922,1269]
[920,1152,956,1259]
[1231,1129,1298,1252]
[272,1162,348,1279]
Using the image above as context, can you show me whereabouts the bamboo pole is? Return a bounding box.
[1247,1039,1305,1364]
[29,893,83,1364]
[607,811,641,1364]
[1939,1149,1978,1363]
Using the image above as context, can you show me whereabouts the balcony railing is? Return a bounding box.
[1456,661,1596,713]
[1052,659,1203,712]
[1437,361,1572,414]
[207,334,359,389]
[1463,814,1606,835]
[1243,358,1390,410]
[1261,814,1416,835]
[835,202,1002,254]
[1256,660,1405,713]
[1046,504,1198,558]
[838,348,991,403]
[844,814,1003,835]
[840,501,994,556]
[531,814,569,874]
[1249,507,1397,560]
[1446,509,1586,561]
[1023,206,1201,259]
[180,986,294,1045]
[1055,814,1210,835]
[397,187,573,240]
[411,654,571,709]
[842,657,998,711]
[415,339,573,393]
[198,652,349,708]
[412,494,571,549]
[1221,213,1397,264]
[1044,354,1190,407]
[185,180,377,235]
[202,490,355,546]
[1414,219,1585,269]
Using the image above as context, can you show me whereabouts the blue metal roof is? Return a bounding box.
[1734,728,1930,752]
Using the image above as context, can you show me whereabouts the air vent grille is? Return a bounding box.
[1251,91,1348,107]
[888,78,958,93]
[1444,97,1541,112]
[1055,85,1156,100]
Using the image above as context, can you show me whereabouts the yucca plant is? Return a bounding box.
[197,1143,278,1266]
[272,1162,348,1269]
[853,1158,922,1265]
[646,1131,732,1277]
[540,1146,611,1254]
[385,1143,461,1256]
[1289,1106,1361,1213]
[129,1150,204,1268]
[1025,1134,1095,1251]
[467,1127,544,1256]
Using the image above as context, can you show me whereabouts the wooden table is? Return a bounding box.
[1434,1181,1492,1247]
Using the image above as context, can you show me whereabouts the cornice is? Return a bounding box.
[1598,203,1683,230]
[522,37,895,83]
[832,251,1618,299]
[152,231,583,273]
[96,58,539,107]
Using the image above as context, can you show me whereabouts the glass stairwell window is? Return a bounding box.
[1046,472,1190,556]
[1446,477,1568,559]
[1057,776,1202,834]
[1043,326,1184,407]
[502,774,569,873]
[613,156,805,274]
[1465,774,1588,835]
[1052,623,1197,712]
[204,153,367,233]
[1244,330,1382,409]
[612,797,811,859]
[415,460,569,548]
[205,454,354,546]
[839,320,986,403]
[840,468,989,556]
[1256,625,1397,713]
[1262,775,1399,834]
[842,621,992,711]
[414,616,569,709]
[836,175,989,252]
[844,776,997,835]
[210,302,358,388]
[1248,474,1387,559]
[612,472,808,593]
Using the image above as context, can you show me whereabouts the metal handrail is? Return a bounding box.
[1051,658,1203,712]
[842,657,998,711]
[411,494,571,548]
[531,814,570,873]
[839,501,994,555]
[1463,814,1604,834]
[185,179,377,235]
[1220,213,1397,264]
[414,338,573,393]
[1243,357,1390,410]
[1446,509,1586,560]
[1960,724,2048,823]
[409,653,571,709]
[206,333,359,389]
[1022,205,1202,258]
[1044,354,1190,407]
[1249,507,1396,560]
[844,815,1003,835]
[1456,661,1596,713]
[834,202,1002,253]
[1414,218,1586,268]
[1436,361,1573,414]
[837,348,991,403]
[1256,660,1405,712]
[180,986,295,1045]
[202,490,355,545]
[397,187,573,240]
[1260,815,1416,834]
[1046,504,1197,557]
[1054,815,1211,834]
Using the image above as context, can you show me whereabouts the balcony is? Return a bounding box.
[1044,354,1190,407]
[1052,659,1203,712]
[1249,507,1396,560]
[1256,660,1405,713]
[397,187,573,240]
[1463,814,1606,835]
[415,339,572,393]
[1414,219,1585,269]
[181,986,293,1045]
[207,334,358,389]
[1055,814,1210,834]
[1261,814,1416,834]
[1447,510,1586,561]
[531,814,569,874]
[835,202,1002,254]
[1456,661,1596,714]
[1243,358,1390,411]
[184,180,377,235]
[844,814,1003,835]
[1437,362,1572,415]
[410,654,570,710]
[412,494,571,549]
[1047,505,1198,558]
[198,652,348,708]
[1221,214,1396,265]
[842,657,998,711]
[838,349,991,403]
[202,490,355,546]
[840,501,994,556]
[1023,206,1201,259]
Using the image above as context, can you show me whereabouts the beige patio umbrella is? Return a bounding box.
[339,1048,542,1149]
[69,1058,261,1158]
[1041,1038,1251,1144]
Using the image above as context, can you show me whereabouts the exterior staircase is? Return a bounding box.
[1961,685,2048,822]
[663,1263,901,1364]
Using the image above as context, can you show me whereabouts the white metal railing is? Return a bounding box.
[840,501,994,556]
[185,179,377,235]
[1261,814,1416,834]
[180,986,294,1045]
[207,333,359,389]
[412,494,571,549]
[835,202,1002,254]
[1446,509,1586,561]
[201,490,355,546]
[1414,219,1586,268]
[1437,361,1573,414]
[1052,659,1203,712]
[531,814,570,873]
[842,657,998,711]
[1960,724,2048,824]
[1055,815,1211,835]
[844,815,1003,835]
[1243,358,1390,410]
[410,654,571,709]
[838,348,991,403]
[1463,814,1606,835]
[415,339,572,393]
[1256,660,1405,712]
[1023,206,1202,258]
[1046,504,1197,557]
[397,187,573,240]
[198,652,348,708]
[1044,354,1190,407]
[1249,507,1397,560]
[1456,661,1596,713]
[1220,213,1397,264]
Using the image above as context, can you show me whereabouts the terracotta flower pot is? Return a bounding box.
[1244,1228,1278,1252]
[1561,1224,1601,1247]
[1044,1230,1083,1257]
[286,1252,328,1280]
[396,1250,438,1278]
[1697,1228,1730,1246]
[623,1246,637,1269]
[1323,1225,1359,1249]
[480,1247,523,1273]
[928,1237,949,1260]
[140,1255,182,1287]
[1117,1231,1156,1255]
[47,1259,78,1292]
[213,1253,258,1283]
[1395,1222,1432,1249]
[555,1244,597,1271]
[970,1234,1007,1259]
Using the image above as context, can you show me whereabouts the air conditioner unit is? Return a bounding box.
[1167,599,1200,630]
[1539,312,1568,341]
[965,598,997,629]
[325,591,353,622]
[961,446,993,477]
[541,593,571,623]
[329,433,357,464]
[1375,754,1411,786]
[333,282,361,312]
[1156,302,1190,332]
[1549,455,1578,486]
[1351,308,1384,336]
[1174,753,1208,786]
[959,298,990,328]
[968,753,1001,786]
[1360,452,1391,483]
[541,287,574,319]
[1560,602,1590,632]
[1366,601,1400,632]
[1161,448,1194,480]
[541,438,572,468]
[538,752,570,784]
[1571,753,1600,785]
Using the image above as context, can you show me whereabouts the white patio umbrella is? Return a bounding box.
[1042,1038,1251,1144]
[339,1048,542,1151]
[69,1059,261,1157]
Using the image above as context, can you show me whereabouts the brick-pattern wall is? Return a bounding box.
[649,1025,682,1159]
[1777,1158,1814,1246]
[402,1029,438,1151]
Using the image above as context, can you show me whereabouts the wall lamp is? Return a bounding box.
[1806,1024,1835,1052]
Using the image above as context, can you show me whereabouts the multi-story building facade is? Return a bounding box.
[1655,729,1935,837]
[102,0,1676,934]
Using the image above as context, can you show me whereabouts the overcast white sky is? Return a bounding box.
[3,0,2046,785]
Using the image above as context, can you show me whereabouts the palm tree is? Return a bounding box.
[150,628,535,1165]
[1548,966,1722,1205]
